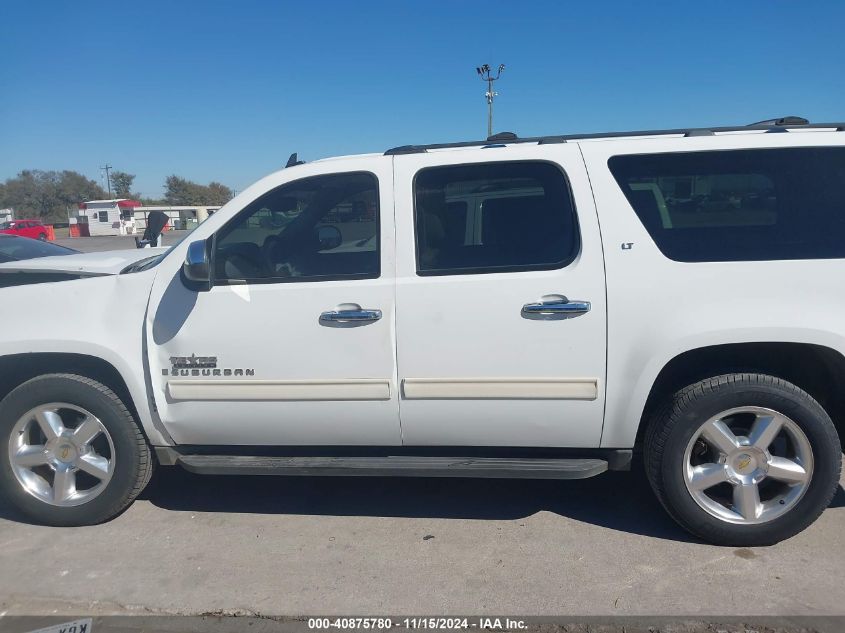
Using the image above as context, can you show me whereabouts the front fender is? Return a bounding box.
[0,270,171,446]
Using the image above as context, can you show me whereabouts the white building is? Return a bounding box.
[71,200,221,236]
[74,199,141,236]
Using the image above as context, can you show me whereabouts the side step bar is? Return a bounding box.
[176,455,609,480]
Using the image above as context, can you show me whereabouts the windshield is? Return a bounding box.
[0,235,78,261]
[121,229,197,274]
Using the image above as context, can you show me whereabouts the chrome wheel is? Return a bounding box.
[683,406,814,525]
[8,403,115,507]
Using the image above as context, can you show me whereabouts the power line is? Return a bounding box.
[476,64,505,138]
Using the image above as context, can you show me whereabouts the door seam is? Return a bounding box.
[389,155,406,444]
[577,143,610,448]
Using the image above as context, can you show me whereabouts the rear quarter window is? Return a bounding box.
[608,147,845,262]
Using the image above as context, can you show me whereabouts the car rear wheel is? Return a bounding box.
[37,233,47,241]
[645,373,841,546]
[0,374,154,526]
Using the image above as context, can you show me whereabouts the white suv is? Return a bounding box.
[0,117,843,546]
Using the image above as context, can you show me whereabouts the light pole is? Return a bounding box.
[476,63,505,138]
[100,164,113,198]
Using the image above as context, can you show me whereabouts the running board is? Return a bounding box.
[176,455,609,479]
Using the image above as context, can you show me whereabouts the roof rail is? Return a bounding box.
[383,119,845,156]
[748,116,809,126]
[487,131,518,142]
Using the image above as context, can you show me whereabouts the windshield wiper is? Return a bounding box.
[121,255,163,274]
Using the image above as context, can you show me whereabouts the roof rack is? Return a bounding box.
[748,116,809,126]
[384,117,844,156]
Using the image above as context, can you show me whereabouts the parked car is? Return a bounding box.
[0,117,843,546]
[0,219,50,241]
[0,234,78,263]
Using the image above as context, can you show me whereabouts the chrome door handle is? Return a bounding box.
[320,308,382,324]
[522,297,591,320]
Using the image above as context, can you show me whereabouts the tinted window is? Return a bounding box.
[214,172,379,283]
[414,161,578,275]
[609,147,845,262]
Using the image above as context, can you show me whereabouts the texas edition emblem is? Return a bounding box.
[162,354,254,377]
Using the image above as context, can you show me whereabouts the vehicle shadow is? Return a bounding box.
[136,468,689,540]
[128,464,844,543]
[1,464,843,543]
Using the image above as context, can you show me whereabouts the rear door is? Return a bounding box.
[393,145,608,447]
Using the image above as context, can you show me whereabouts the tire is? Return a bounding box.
[37,233,47,241]
[0,374,154,526]
[644,373,841,546]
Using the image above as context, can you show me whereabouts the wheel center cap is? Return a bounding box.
[55,443,77,464]
[733,452,757,473]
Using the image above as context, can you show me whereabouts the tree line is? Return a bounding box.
[0,170,233,222]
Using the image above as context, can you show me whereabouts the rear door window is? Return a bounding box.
[608,147,845,262]
[414,161,579,275]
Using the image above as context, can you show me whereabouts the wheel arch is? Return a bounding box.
[633,342,845,452]
[0,353,150,444]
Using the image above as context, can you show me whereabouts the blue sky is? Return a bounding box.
[2,0,843,198]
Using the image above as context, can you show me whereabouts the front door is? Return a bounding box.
[393,146,607,447]
[147,157,401,446]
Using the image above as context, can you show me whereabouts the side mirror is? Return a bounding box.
[316,225,342,250]
[182,240,211,290]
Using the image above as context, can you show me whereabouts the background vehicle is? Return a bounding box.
[0,117,842,546]
[0,219,50,240]
[0,234,77,263]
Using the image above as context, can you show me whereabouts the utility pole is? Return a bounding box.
[476,64,505,138]
[101,164,113,198]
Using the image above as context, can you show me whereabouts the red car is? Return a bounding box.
[0,219,49,241]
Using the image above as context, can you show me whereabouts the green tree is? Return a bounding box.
[110,171,136,198]
[206,181,233,206]
[163,175,199,205]
[0,170,106,222]
[164,175,231,206]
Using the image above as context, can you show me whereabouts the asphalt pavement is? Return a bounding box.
[53,233,185,253]
[1,463,844,616]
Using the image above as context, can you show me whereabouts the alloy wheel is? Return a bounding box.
[683,406,814,525]
[8,403,115,507]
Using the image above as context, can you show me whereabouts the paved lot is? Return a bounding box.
[1,462,844,617]
[53,233,186,253]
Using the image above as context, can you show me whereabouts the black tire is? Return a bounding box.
[37,233,47,241]
[645,373,841,546]
[0,374,154,526]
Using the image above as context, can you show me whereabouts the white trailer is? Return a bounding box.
[76,199,140,236]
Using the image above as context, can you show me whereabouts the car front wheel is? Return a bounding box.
[0,374,154,526]
[645,373,841,546]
